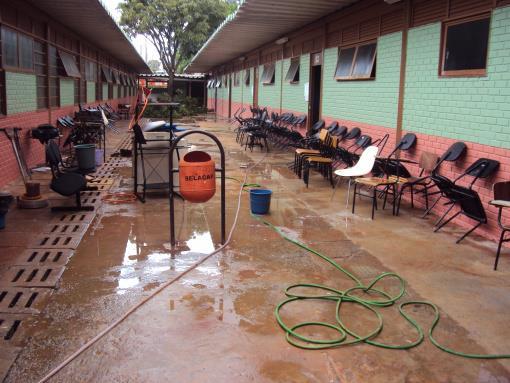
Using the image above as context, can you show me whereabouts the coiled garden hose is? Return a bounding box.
[252,215,510,359]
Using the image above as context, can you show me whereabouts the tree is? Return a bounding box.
[119,0,235,100]
[147,59,161,73]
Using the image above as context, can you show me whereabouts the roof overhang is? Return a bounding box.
[26,0,150,73]
[186,0,360,73]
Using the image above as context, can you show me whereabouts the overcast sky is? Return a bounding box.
[102,0,160,63]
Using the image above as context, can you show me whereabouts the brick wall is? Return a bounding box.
[60,79,74,107]
[0,93,137,188]
[86,82,96,103]
[281,54,309,114]
[102,84,108,101]
[322,32,402,129]
[6,72,37,115]
[404,7,510,149]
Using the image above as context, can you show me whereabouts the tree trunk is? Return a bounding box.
[167,72,174,101]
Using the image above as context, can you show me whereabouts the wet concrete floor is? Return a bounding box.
[3,119,510,382]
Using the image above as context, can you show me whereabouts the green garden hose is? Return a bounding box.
[252,214,510,359]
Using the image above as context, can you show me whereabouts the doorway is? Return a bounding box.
[253,67,258,107]
[228,74,232,118]
[308,52,322,130]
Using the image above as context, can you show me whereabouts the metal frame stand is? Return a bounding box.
[169,130,226,247]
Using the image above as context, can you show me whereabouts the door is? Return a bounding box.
[308,52,322,132]
[253,67,258,107]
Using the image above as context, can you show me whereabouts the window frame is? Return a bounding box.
[244,69,250,86]
[285,57,300,84]
[261,63,275,85]
[233,71,240,87]
[334,40,377,81]
[439,13,491,78]
[1,26,34,73]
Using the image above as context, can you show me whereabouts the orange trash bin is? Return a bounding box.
[179,151,216,203]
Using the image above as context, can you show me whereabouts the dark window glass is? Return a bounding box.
[48,46,59,107]
[245,69,250,86]
[335,47,355,78]
[108,83,113,99]
[352,43,377,77]
[285,58,300,83]
[19,34,33,70]
[262,63,275,84]
[59,51,81,78]
[444,17,490,72]
[101,66,113,82]
[2,27,18,67]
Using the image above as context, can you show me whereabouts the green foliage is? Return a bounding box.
[119,0,234,76]
[144,90,207,120]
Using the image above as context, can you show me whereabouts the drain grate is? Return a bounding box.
[94,184,111,191]
[0,288,51,314]
[80,196,101,206]
[30,234,81,249]
[0,314,29,346]
[4,266,65,288]
[80,190,103,198]
[43,222,89,235]
[54,212,95,224]
[14,249,73,266]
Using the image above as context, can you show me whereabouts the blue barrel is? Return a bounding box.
[250,189,272,215]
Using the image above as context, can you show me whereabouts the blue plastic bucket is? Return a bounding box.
[250,189,272,215]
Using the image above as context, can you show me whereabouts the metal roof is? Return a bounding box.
[26,0,150,73]
[139,73,206,79]
[186,0,360,73]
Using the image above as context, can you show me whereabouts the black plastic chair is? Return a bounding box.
[490,181,510,270]
[433,185,487,244]
[46,140,94,212]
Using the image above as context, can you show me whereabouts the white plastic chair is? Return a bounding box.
[332,145,379,205]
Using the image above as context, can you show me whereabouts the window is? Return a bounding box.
[48,46,60,107]
[84,60,97,82]
[1,27,33,70]
[285,58,300,83]
[59,51,81,78]
[101,66,113,83]
[335,42,376,80]
[34,41,47,109]
[233,72,240,87]
[245,69,250,86]
[441,16,490,76]
[215,78,221,88]
[261,63,275,85]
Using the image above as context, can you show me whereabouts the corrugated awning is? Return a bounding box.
[186,0,360,73]
[26,0,150,73]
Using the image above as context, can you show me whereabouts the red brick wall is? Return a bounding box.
[0,95,136,188]
[322,115,509,244]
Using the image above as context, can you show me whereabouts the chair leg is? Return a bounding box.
[434,211,460,233]
[352,183,357,214]
[434,203,455,227]
[494,229,508,270]
[422,196,442,219]
[456,221,483,244]
[372,188,377,220]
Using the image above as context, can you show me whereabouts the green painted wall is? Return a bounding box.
[322,32,402,128]
[6,72,37,114]
[403,7,510,148]
[242,67,254,106]
[103,83,108,100]
[281,54,309,113]
[86,81,95,103]
[60,78,74,106]
[232,71,242,103]
[258,61,282,109]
